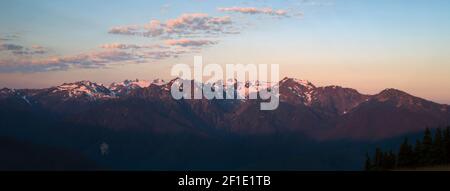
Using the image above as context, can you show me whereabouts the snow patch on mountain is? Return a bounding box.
[110,79,150,89]
[292,78,315,89]
[21,96,31,105]
[280,77,316,105]
[54,81,113,99]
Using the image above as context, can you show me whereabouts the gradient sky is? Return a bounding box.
[1,0,450,103]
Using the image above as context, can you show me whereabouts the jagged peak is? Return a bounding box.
[53,80,112,99]
[109,78,168,90]
[57,81,108,93]
[58,80,105,88]
[377,88,410,97]
[280,77,315,88]
[111,79,147,86]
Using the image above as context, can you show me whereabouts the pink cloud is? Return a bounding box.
[0,50,140,72]
[140,49,188,60]
[143,20,165,37]
[165,13,232,33]
[165,39,217,47]
[31,45,45,50]
[108,13,235,37]
[0,46,194,72]
[100,43,141,49]
[100,43,170,50]
[108,25,141,36]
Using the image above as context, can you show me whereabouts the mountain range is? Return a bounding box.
[1,77,449,140]
[1,77,449,170]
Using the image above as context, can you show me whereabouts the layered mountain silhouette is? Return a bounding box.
[1,77,448,140]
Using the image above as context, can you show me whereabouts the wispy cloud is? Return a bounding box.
[0,43,201,72]
[10,50,48,56]
[100,43,169,50]
[139,49,189,60]
[108,25,142,36]
[0,43,48,56]
[0,34,20,42]
[218,7,289,17]
[165,39,217,47]
[0,43,24,51]
[1,5,304,73]
[104,13,236,64]
[101,43,142,49]
[0,50,140,73]
[109,13,236,38]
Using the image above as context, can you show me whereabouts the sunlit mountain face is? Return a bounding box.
[1,0,450,170]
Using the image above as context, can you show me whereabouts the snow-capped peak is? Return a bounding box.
[108,79,151,96]
[279,77,316,105]
[128,79,150,88]
[280,77,315,89]
[54,81,112,99]
[110,79,168,90]
[110,79,151,89]
[59,80,106,90]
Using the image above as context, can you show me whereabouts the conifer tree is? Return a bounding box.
[381,152,388,169]
[365,152,372,171]
[444,127,450,163]
[413,139,422,167]
[422,128,433,165]
[374,147,383,170]
[367,127,450,170]
[398,138,413,167]
[432,128,444,165]
[385,150,396,169]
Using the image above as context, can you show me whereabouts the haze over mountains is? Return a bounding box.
[1,77,449,140]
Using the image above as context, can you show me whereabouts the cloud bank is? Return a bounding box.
[1,3,305,73]
[109,13,236,38]
[0,50,139,73]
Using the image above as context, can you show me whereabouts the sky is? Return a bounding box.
[1,0,450,103]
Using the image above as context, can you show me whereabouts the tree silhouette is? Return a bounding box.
[432,128,444,165]
[398,138,413,167]
[413,139,422,167]
[444,127,450,163]
[422,128,433,165]
[365,152,372,171]
[374,147,383,170]
[366,126,450,171]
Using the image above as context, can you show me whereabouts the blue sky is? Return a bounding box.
[1,0,450,103]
